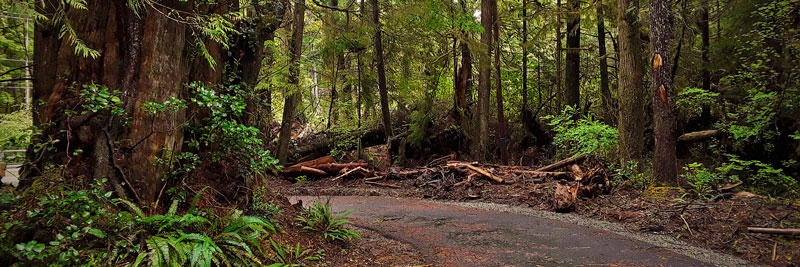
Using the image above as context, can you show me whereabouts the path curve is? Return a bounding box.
[291,196,750,267]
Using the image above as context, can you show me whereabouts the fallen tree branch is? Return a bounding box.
[465,164,504,183]
[536,154,587,171]
[747,227,800,236]
[332,167,371,181]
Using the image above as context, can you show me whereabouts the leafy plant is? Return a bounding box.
[545,106,619,160]
[297,201,361,241]
[681,162,730,198]
[267,239,324,267]
[0,179,279,267]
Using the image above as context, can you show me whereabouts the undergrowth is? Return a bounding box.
[297,201,361,242]
[0,178,326,266]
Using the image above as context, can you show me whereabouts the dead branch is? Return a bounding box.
[747,227,800,236]
[464,164,504,183]
[536,154,587,171]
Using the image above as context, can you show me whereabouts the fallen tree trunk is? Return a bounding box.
[288,127,386,164]
[747,227,800,236]
[536,154,587,171]
[677,129,720,143]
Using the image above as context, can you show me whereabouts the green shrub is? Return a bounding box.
[681,162,731,198]
[267,239,324,267]
[716,155,796,196]
[0,179,279,266]
[297,201,361,242]
[545,106,618,160]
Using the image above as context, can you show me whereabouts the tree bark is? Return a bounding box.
[649,0,679,184]
[616,0,646,164]
[372,0,393,148]
[564,0,581,108]
[232,1,286,143]
[26,0,227,205]
[597,1,613,123]
[521,0,528,111]
[555,0,563,108]
[277,0,307,163]
[477,0,494,160]
[493,3,508,164]
[698,0,711,122]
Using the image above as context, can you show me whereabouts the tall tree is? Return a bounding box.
[232,0,286,143]
[477,0,494,159]
[494,0,508,164]
[521,0,528,111]
[555,0,563,108]
[649,0,678,184]
[277,0,307,163]
[564,0,581,108]
[372,0,393,146]
[596,0,613,122]
[617,0,646,164]
[699,0,711,94]
[25,0,248,204]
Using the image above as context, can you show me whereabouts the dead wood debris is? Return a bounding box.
[283,155,612,212]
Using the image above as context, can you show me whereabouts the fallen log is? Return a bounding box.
[298,166,328,176]
[288,127,386,163]
[746,227,800,236]
[536,154,587,172]
[678,129,720,143]
[717,182,742,193]
[464,164,504,183]
[365,181,401,188]
[281,156,334,174]
[314,162,369,174]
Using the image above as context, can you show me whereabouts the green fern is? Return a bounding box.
[297,201,361,241]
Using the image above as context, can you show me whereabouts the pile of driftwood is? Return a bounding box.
[281,154,610,212]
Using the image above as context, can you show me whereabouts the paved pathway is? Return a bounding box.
[291,196,730,267]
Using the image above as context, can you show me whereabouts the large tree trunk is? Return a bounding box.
[277,0,307,163]
[555,0,563,108]
[477,0,494,160]
[26,0,223,205]
[617,0,646,164]
[597,1,613,123]
[521,0,528,111]
[493,3,508,164]
[698,0,712,123]
[649,0,679,184]
[564,0,581,108]
[232,1,286,142]
[372,0,393,150]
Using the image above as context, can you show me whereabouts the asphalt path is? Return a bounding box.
[291,196,751,267]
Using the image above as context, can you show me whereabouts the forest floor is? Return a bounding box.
[270,164,800,266]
